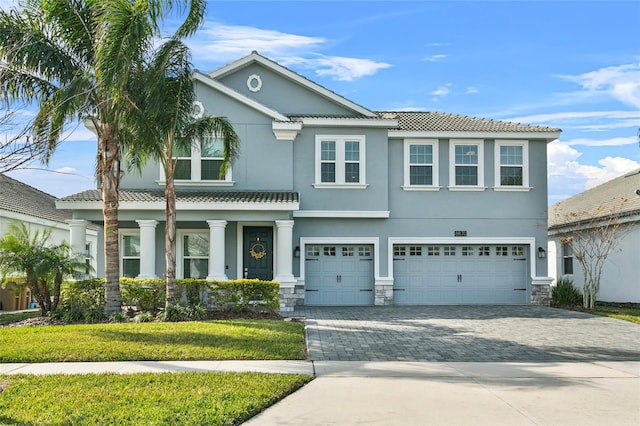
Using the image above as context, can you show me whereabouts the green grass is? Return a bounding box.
[0,320,306,362]
[0,372,312,425]
[592,305,640,325]
[0,311,39,326]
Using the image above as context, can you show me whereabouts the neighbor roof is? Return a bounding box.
[549,169,640,229]
[0,173,71,224]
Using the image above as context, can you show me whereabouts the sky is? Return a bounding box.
[3,0,640,205]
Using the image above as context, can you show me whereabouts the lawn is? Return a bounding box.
[592,305,640,325]
[0,310,39,326]
[0,372,311,425]
[0,320,306,362]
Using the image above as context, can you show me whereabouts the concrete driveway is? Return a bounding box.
[293,305,640,362]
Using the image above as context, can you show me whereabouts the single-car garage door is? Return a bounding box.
[305,244,374,306]
[393,244,528,305]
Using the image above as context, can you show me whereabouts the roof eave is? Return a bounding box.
[389,130,561,141]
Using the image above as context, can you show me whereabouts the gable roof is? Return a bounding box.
[549,169,640,229]
[206,51,377,118]
[0,173,71,224]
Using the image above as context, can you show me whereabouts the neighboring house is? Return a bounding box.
[56,52,561,311]
[0,173,98,310]
[548,169,640,303]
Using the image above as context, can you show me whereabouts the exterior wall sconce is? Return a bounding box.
[537,247,546,259]
[294,246,300,258]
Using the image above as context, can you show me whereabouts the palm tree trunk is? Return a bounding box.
[100,125,122,315]
[165,176,177,309]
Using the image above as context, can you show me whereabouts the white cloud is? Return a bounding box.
[424,54,447,62]
[558,63,640,109]
[563,136,638,147]
[509,110,639,124]
[466,86,479,94]
[287,55,392,82]
[548,141,640,199]
[430,84,452,97]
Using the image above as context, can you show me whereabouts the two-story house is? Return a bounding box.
[56,52,561,311]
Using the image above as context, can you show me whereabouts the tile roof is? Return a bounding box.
[58,189,300,205]
[549,169,640,229]
[0,173,72,224]
[378,111,561,133]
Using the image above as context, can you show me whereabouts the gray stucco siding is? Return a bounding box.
[216,63,356,116]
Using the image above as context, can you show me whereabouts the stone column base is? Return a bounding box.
[531,277,553,306]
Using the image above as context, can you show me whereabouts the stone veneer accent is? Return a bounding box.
[375,283,394,306]
[279,285,305,312]
[531,277,552,306]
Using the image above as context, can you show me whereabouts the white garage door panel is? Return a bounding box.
[394,245,528,305]
[305,245,374,306]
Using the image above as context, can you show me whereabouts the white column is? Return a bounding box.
[67,219,89,256]
[136,220,158,279]
[274,220,296,286]
[206,220,228,281]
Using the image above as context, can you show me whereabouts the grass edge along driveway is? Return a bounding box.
[0,372,312,426]
[0,319,306,362]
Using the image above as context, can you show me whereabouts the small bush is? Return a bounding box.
[134,311,154,323]
[209,279,280,312]
[62,306,85,324]
[121,278,164,311]
[552,278,583,306]
[84,307,105,324]
[109,311,127,323]
[161,304,188,322]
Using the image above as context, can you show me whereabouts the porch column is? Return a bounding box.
[274,220,296,286]
[136,220,158,279]
[206,220,228,281]
[67,219,88,256]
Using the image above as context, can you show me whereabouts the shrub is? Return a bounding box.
[208,279,279,312]
[552,278,583,306]
[62,306,85,324]
[60,278,105,311]
[121,278,164,311]
[84,307,105,324]
[161,304,188,322]
[109,311,127,323]
[134,311,154,323]
[176,279,208,305]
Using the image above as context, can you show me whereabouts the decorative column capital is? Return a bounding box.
[275,220,294,229]
[136,219,158,228]
[206,220,228,229]
[67,219,90,228]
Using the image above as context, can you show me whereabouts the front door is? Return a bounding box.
[243,227,273,280]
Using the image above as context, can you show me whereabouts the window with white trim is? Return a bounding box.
[562,242,574,275]
[495,140,529,189]
[121,232,140,278]
[449,140,484,189]
[403,139,439,189]
[180,232,209,279]
[315,135,366,187]
[168,136,232,184]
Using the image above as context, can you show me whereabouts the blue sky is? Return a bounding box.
[4,0,640,204]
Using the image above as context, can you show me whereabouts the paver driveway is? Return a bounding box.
[291,305,640,362]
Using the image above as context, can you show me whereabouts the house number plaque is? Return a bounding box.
[454,231,467,237]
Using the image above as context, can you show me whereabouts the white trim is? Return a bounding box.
[387,237,537,285]
[449,139,485,189]
[298,237,381,285]
[272,121,302,141]
[390,130,560,142]
[156,180,235,187]
[246,74,262,92]
[206,52,377,117]
[293,210,390,218]
[493,187,532,192]
[193,71,289,121]
[0,209,74,231]
[314,135,366,186]
[301,117,397,127]
[403,138,439,189]
[176,229,210,279]
[494,140,530,189]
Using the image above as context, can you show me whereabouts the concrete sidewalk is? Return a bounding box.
[2,360,638,425]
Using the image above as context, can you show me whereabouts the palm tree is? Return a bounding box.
[0,222,87,315]
[0,0,207,315]
[126,38,239,309]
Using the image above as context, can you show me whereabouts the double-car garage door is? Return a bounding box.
[304,243,529,306]
[393,244,528,305]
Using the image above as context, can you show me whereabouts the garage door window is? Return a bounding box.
[479,246,490,256]
[342,247,354,256]
[444,246,456,256]
[410,246,422,256]
[307,246,320,257]
[496,246,508,256]
[512,246,524,256]
[394,246,406,256]
[359,246,372,257]
[427,246,440,256]
[462,246,474,256]
[324,247,336,256]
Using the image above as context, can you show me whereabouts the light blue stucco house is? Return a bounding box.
[56,52,561,311]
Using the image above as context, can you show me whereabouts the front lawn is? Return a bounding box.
[0,372,311,425]
[592,305,640,325]
[0,320,306,362]
[0,310,39,326]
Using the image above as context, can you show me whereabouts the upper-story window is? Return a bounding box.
[449,140,484,190]
[403,139,439,190]
[314,135,366,188]
[165,136,232,185]
[494,140,530,190]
